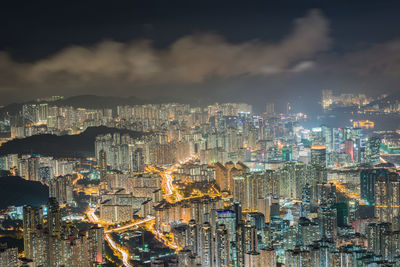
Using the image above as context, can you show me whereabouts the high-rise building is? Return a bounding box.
[177,249,196,267]
[88,226,105,264]
[200,222,213,267]
[47,198,62,237]
[360,168,390,205]
[236,223,246,265]
[99,149,107,183]
[319,206,337,241]
[18,156,40,181]
[260,248,276,267]
[244,251,261,267]
[375,172,400,230]
[366,222,392,258]
[308,163,327,194]
[49,175,74,204]
[297,217,320,246]
[133,148,145,172]
[366,137,381,163]
[187,219,199,255]
[243,222,258,253]
[100,204,133,223]
[23,206,43,259]
[314,183,336,206]
[311,145,326,167]
[344,139,354,161]
[285,247,312,266]
[215,224,230,267]
[278,162,306,200]
[300,184,311,218]
[0,245,18,267]
[22,104,39,124]
[322,126,340,153]
[23,199,104,266]
[215,209,237,266]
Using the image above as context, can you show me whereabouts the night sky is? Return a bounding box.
[1,0,400,112]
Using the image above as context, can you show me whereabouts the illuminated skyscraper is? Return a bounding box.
[22,104,39,124]
[260,248,276,267]
[278,162,306,200]
[23,206,43,259]
[285,247,311,267]
[311,145,326,167]
[88,226,105,264]
[99,149,107,182]
[200,222,213,267]
[300,184,312,218]
[314,183,336,206]
[215,210,237,266]
[23,199,104,266]
[360,168,390,205]
[344,139,354,161]
[366,136,381,163]
[215,210,236,242]
[0,246,18,267]
[244,251,261,267]
[375,173,400,230]
[215,224,230,267]
[243,222,258,253]
[308,163,327,192]
[133,148,145,172]
[187,219,199,255]
[319,206,337,241]
[47,197,61,237]
[236,223,245,267]
[49,175,74,205]
[366,222,391,257]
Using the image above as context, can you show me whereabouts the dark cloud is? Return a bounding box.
[322,39,400,76]
[0,10,329,102]
[1,7,400,108]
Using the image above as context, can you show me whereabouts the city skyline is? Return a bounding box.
[2,1,400,267]
[0,98,399,266]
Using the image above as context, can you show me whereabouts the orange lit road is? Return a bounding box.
[105,234,132,267]
[86,206,100,224]
[85,155,198,263]
[72,172,84,185]
[152,229,180,250]
[105,217,155,233]
[330,180,366,205]
[149,155,197,203]
[86,206,133,266]
[162,168,183,202]
[146,222,181,251]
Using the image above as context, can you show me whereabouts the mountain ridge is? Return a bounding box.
[0,126,145,158]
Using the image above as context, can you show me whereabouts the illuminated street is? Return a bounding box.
[152,155,198,203]
[6,2,400,266]
[86,205,133,266]
[329,179,366,205]
[105,234,132,267]
[105,217,155,234]
[72,172,84,185]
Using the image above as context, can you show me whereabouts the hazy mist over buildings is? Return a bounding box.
[0,1,400,112]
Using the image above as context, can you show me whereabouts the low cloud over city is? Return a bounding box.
[0,10,329,99]
[2,2,400,266]
[0,4,399,106]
